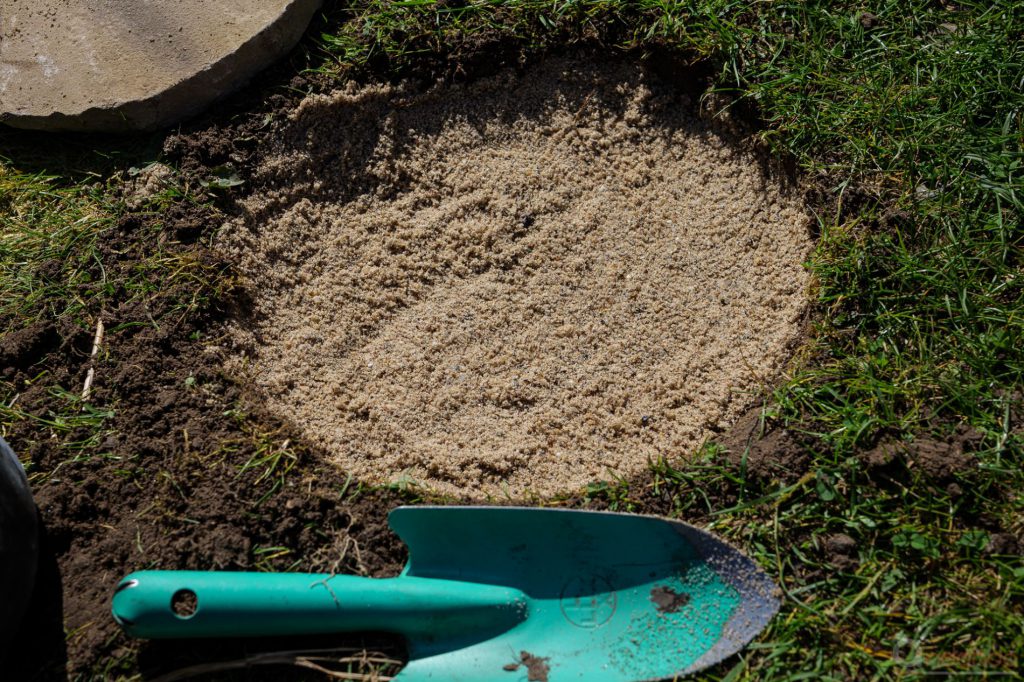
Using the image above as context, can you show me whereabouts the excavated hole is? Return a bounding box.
[218,56,813,498]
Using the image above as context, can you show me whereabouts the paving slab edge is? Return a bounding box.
[0,0,322,133]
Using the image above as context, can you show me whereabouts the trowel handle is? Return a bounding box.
[112,570,526,639]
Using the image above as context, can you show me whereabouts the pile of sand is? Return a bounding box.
[217,57,812,498]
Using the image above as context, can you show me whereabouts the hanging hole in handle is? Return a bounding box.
[171,589,198,619]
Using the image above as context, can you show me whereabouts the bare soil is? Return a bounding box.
[1,213,408,678]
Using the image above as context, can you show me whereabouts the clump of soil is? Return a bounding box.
[823,533,859,571]
[721,407,811,482]
[650,585,691,613]
[219,57,813,498]
[862,424,983,481]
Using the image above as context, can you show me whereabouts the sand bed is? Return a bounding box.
[218,58,812,498]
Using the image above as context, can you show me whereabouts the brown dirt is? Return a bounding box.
[721,407,811,482]
[218,56,813,498]
[509,651,550,682]
[822,533,859,572]
[0,322,60,374]
[2,208,406,680]
[650,585,691,613]
[861,424,983,482]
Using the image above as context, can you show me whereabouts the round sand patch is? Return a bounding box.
[218,58,812,498]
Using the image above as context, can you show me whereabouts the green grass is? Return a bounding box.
[0,164,118,472]
[1,0,1021,679]
[0,157,225,475]
[314,0,1022,677]
[0,166,113,325]
[318,0,1022,439]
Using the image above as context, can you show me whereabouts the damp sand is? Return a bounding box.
[218,57,813,498]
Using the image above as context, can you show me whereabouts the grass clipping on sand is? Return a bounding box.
[219,57,812,498]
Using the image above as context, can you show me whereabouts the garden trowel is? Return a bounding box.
[112,506,779,681]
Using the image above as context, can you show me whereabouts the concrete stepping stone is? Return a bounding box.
[0,0,321,132]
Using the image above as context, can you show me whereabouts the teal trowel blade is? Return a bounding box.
[390,506,778,681]
[112,506,779,682]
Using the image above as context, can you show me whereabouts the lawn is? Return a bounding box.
[1,0,1021,679]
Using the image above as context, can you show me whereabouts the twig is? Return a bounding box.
[81,317,105,401]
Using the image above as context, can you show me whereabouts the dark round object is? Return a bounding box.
[0,437,38,643]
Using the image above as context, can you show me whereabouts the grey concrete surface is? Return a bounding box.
[0,0,321,132]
